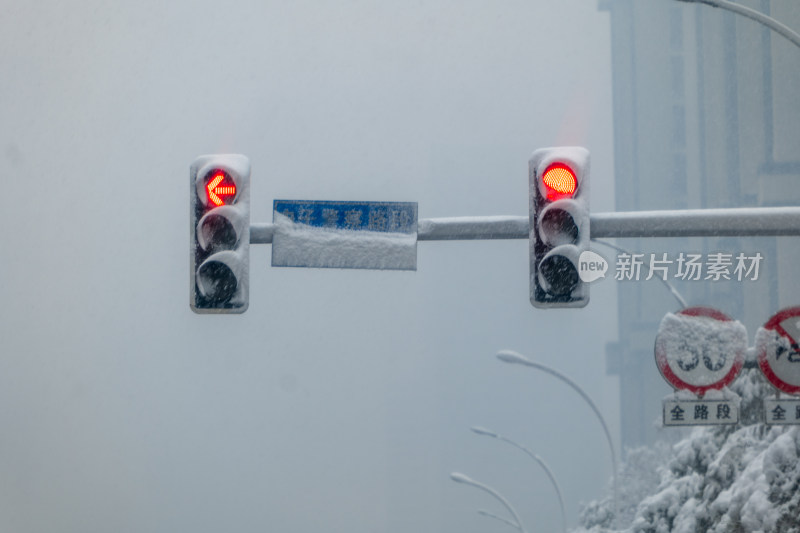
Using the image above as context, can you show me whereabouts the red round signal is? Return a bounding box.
[205,171,237,206]
[542,163,577,200]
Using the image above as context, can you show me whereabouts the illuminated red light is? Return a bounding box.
[542,163,577,200]
[207,173,237,206]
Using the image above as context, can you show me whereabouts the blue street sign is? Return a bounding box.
[273,200,417,233]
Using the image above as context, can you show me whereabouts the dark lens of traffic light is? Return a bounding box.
[539,254,579,296]
[199,214,238,251]
[540,208,578,245]
[197,260,238,303]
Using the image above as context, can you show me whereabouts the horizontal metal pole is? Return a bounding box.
[250,223,276,244]
[251,206,800,243]
[592,206,800,238]
[417,215,529,240]
[417,207,800,240]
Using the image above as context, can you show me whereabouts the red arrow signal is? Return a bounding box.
[207,173,237,206]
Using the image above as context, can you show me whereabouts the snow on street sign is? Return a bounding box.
[654,307,747,396]
[756,307,800,396]
[271,200,418,270]
[663,398,738,426]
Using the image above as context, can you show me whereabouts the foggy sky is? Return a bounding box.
[0,2,617,532]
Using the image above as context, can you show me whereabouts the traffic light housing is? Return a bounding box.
[529,147,590,308]
[190,154,250,314]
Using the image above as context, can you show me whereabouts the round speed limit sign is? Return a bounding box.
[655,307,747,395]
[756,307,800,396]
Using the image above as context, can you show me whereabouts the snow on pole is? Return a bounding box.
[251,206,800,244]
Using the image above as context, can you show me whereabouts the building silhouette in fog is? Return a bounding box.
[600,0,800,449]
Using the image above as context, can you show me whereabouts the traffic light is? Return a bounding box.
[190,154,250,314]
[529,147,590,308]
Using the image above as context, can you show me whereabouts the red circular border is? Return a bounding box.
[757,306,800,396]
[654,306,745,396]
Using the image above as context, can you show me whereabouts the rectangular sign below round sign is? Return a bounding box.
[764,398,800,425]
[663,399,739,426]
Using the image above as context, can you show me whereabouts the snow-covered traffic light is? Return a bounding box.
[190,154,250,314]
[529,147,590,308]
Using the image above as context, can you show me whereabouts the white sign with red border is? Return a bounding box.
[655,307,747,396]
[756,307,800,396]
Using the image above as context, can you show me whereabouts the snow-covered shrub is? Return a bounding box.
[573,369,800,533]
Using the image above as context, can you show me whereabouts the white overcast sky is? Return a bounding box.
[0,2,618,532]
